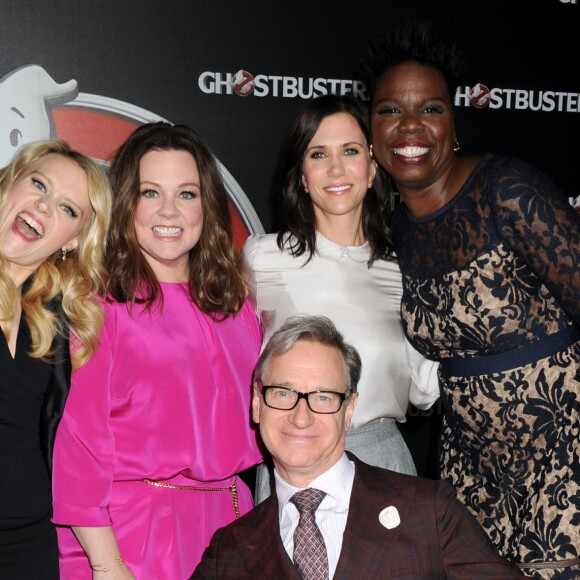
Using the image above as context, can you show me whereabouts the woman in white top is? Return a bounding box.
[243,95,439,501]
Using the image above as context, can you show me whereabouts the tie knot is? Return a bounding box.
[290,488,326,514]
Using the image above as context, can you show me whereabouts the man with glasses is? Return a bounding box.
[192,315,524,579]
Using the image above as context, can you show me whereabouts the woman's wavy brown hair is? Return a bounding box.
[0,140,112,369]
[106,122,246,317]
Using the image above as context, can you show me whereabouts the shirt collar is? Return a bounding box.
[275,453,355,518]
[315,231,370,264]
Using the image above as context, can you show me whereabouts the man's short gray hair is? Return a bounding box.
[254,315,362,392]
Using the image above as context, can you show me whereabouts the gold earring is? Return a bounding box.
[61,249,68,262]
[453,139,460,153]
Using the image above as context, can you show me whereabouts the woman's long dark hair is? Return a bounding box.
[106,122,246,317]
[276,94,394,265]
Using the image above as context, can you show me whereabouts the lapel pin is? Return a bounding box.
[379,506,400,529]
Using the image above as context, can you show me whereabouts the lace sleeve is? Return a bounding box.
[493,158,580,326]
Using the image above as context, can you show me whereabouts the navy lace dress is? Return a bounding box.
[393,155,580,579]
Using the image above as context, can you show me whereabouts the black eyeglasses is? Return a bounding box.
[261,385,352,414]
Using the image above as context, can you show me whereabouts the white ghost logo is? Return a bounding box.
[0,64,77,166]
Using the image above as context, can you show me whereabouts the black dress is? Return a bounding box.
[393,155,580,579]
[0,317,63,579]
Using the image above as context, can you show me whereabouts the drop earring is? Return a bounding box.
[453,139,460,153]
[369,144,374,158]
[61,249,68,262]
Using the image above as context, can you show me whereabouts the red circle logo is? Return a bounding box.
[469,83,491,109]
[231,70,255,97]
[0,65,263,250]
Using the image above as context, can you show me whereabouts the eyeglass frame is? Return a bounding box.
[259,384,353,414]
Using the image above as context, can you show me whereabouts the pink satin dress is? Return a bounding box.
[52,283,263,579]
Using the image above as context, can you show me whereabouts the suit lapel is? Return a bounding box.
[234,457,411,579]
[232,496,302,579]
[334,456,405,579]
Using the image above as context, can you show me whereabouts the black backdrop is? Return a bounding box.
[1,0,578,476]
[1,1,578,230]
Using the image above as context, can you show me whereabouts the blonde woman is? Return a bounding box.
[0,140,111,579]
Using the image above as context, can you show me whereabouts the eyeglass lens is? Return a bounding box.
[265,386,344,413]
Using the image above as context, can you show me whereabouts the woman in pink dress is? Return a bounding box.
[52,123,263,579]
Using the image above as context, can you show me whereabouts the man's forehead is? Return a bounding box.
[264,340,345,387]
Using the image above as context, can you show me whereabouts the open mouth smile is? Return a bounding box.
[392,146,430,158]
[152,226,182,237]
[324,184,351,194]
[16,212,44,238]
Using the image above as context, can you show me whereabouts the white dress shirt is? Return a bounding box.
[242,232,439,427]
[276,454,355,578]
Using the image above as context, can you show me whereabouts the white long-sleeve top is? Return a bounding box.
[242,232,439,428]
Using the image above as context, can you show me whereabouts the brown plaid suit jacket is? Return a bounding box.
[191,453,524,579]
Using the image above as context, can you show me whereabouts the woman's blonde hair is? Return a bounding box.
[0,140,112,369]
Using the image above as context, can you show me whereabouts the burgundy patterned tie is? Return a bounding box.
[290,488,329,580]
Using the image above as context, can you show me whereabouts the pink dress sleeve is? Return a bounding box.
[52,310,116,526]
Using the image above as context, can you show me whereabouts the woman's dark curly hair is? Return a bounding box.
[106,122,246,318]
[276,94,394,265]
[358,21,466,105]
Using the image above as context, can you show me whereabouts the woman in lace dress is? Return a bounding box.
[359,21,579,579]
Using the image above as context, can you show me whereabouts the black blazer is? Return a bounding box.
[40,298,72,474]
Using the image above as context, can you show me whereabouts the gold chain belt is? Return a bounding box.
[141,476,240,519]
